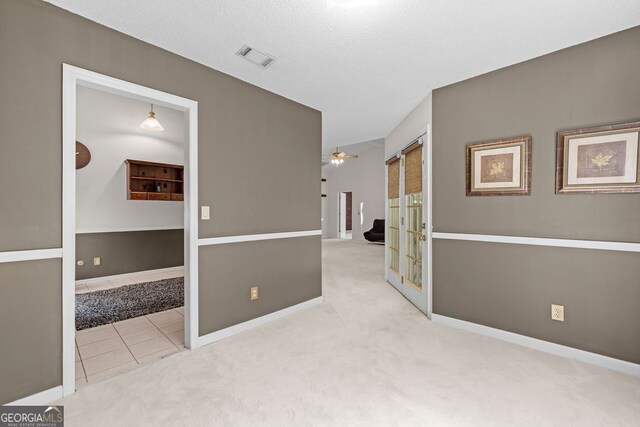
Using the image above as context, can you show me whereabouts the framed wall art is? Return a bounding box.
[555,121,640,194]
[466,136,532,196]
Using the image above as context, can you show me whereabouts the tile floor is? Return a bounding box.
[75,269,185,386]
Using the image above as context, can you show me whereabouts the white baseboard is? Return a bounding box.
[431,314,640,377]
[76,266,184,285]
[5,386,63,406]
[199,296,323,347]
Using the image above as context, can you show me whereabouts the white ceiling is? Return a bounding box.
[77,85,185,146]
[47,0,640,150]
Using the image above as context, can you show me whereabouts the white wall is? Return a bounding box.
[76,86,185,233]
[385,92,432,158]
[322,140,385,240]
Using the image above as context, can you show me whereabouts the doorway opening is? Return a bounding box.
[74,86,188,386]
[62,65,199,396]
[338,191,353,239]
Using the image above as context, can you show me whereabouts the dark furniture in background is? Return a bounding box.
[364,219,385,243]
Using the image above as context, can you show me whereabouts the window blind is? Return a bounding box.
[387,158,400,199]
[404,145,422,195]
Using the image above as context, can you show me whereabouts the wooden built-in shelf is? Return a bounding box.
[130,176,184,183]
[125,159,184,201]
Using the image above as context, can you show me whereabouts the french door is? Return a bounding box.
[385,136,429,315]
[386,157,402,287]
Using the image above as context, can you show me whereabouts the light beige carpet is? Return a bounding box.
[59,239,640,426]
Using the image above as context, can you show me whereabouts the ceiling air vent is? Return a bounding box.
[236,45,276,68]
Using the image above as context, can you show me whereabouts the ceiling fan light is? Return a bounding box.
[140,105,164,131]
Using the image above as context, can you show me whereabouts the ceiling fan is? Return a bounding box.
[323,147,358,166]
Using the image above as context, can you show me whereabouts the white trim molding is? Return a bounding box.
[425,125,433,319]
[199,296,323,347]
[62,64,200,398]
[76,226,184,234]
[432,232,640,253]
[432,314,640,377]
[75,266,183,285]
[198,230,321,247]
[5,386,63,406]
[0,248,63,264]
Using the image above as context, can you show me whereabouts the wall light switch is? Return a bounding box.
[250,286,259,301]
[551,304,564,322]
[201,206,210,220]
[93,257,101,266]
[77,260,84,267]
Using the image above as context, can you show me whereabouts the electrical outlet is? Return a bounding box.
[250,286,259,301]
[551,304,564,322]
[77,260,84,266]
[93,257,101,266]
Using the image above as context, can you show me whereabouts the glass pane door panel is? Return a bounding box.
[388,197,400,273]
[405,192,422,290]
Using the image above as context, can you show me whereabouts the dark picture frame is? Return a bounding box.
[466,136,532,196]
[555,121,640,194]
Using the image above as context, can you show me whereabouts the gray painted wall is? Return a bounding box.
[0,0,320,404]
[432,26,640,364]
[76,230,184,280]
[433,240,640,364]
[0,260,62,405]
[322,141,386,240]
[198,236,321,335]
[433,27,640,242]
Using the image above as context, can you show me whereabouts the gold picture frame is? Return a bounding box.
[466,136,532,196]
[556,121,640,194]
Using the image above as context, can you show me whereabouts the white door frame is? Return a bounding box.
[384,165,389,276]
[62,64,199,397]
[358,201,364,238]
[338,192,346,238]
[384,155,403,288]
[424,125,433,318]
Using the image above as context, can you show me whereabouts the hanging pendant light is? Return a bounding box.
[140,104,164,131]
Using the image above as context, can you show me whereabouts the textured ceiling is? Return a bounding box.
[46,0,640,149]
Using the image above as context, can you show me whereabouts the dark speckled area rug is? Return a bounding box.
[76,277,184,331]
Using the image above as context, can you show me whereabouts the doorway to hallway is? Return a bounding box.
[338,191,353,239]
